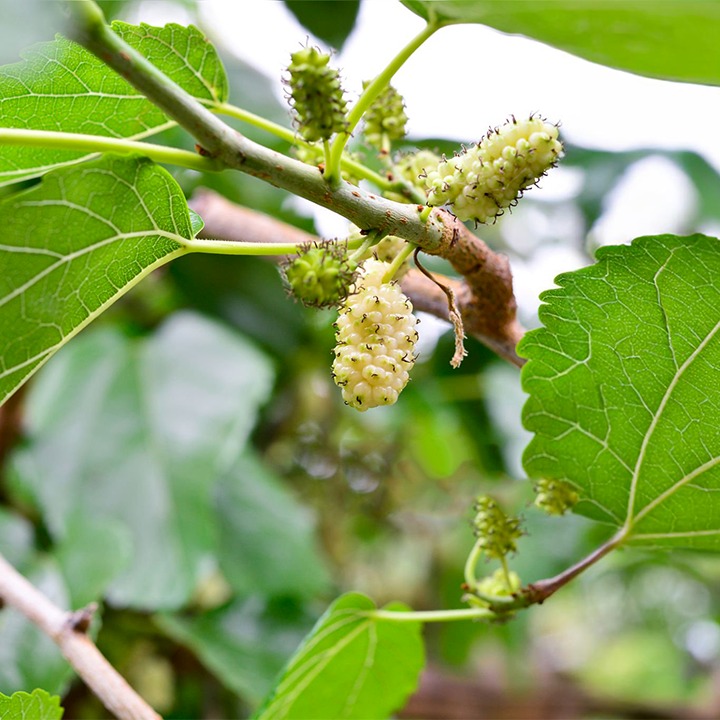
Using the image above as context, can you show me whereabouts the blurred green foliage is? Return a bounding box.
[3,1,720,718]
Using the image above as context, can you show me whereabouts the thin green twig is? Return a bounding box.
[0,128,219,173]
[325,20,440,184]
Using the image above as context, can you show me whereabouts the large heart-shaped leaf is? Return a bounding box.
[254,593,424,720]
[400,1,720,86]
[0,22,228,185]
[9,313,274,609]
[0,154,193,406]
[521,234,720,550]
[216,453,330,598]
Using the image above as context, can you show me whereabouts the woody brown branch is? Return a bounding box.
[0,553,159,720]
[190,189,525,367]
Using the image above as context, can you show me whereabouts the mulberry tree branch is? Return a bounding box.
[0,552,159,720]
[69,1,448,249]
[189,190,525,366]
[69,1,523,363]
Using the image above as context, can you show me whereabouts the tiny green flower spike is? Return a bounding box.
[534,478,579,516]
[472,495,523,560]
[424,115,563,223]
[332,259,418,411]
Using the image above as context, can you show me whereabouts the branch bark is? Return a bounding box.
[0,553,159,720]
[189,189,525,366]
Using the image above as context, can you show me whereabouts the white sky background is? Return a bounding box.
[136,0,720,318]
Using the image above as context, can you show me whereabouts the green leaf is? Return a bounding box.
[10,312,274,609]
[157,597,314,705]
[114,22,228,104]
[0,154,192,406]
[400,1,720,86]
[189,208,205,237]
[284,0,361,50]
[216,453,330,598]
[0,22,228,185]
[254,593,424,720]
[0,689,64,720]
[0,559,74,694]
[54,519,132,608]
[0,508,34,568]
[520,234,720,550]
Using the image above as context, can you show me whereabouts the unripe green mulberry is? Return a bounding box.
[472,496,523,560]
[286,47,347,142]
[534,478,579,516]
[282,243,355,308]
[425,115,563,223]
[332,259,418,411]
[475,568,521,598]
[362,81,408,150]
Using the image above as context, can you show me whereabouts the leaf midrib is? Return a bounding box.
[624,313,720,534]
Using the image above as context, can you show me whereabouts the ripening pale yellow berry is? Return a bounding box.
[424,115,563,223]
[332,260,418,411]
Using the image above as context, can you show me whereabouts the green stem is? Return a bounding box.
[187,235,367,256]
[0,129,220,173]
[418,205,433,223]
[70,1,448,251]
[217,102,400,192]
[367,607,494,623]
[499,556,512,590]
[215,102,298,144]
[348,232,380,264]
[463,538,484,590]
[326,20,440,183]
[382,241,415,282]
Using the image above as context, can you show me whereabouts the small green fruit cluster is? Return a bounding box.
[332,259,418,411]
[425,115,563,223]
[362,82,408,151]
[472,496,523,560]
[287,47,347,143]
[534,478,579,516]
[474,568,521,598]
[282,243,356,308]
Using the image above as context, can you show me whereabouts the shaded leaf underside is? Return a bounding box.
[11,314,275,609]
[521,235,720,550]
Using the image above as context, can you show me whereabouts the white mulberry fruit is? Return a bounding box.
[332,259,418,411]
[425,115,562,223]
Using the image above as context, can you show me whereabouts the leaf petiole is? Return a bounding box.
[0,128,220,173]
[366,607,494,623]
[185,235,368,256]
[325,19,441,184]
